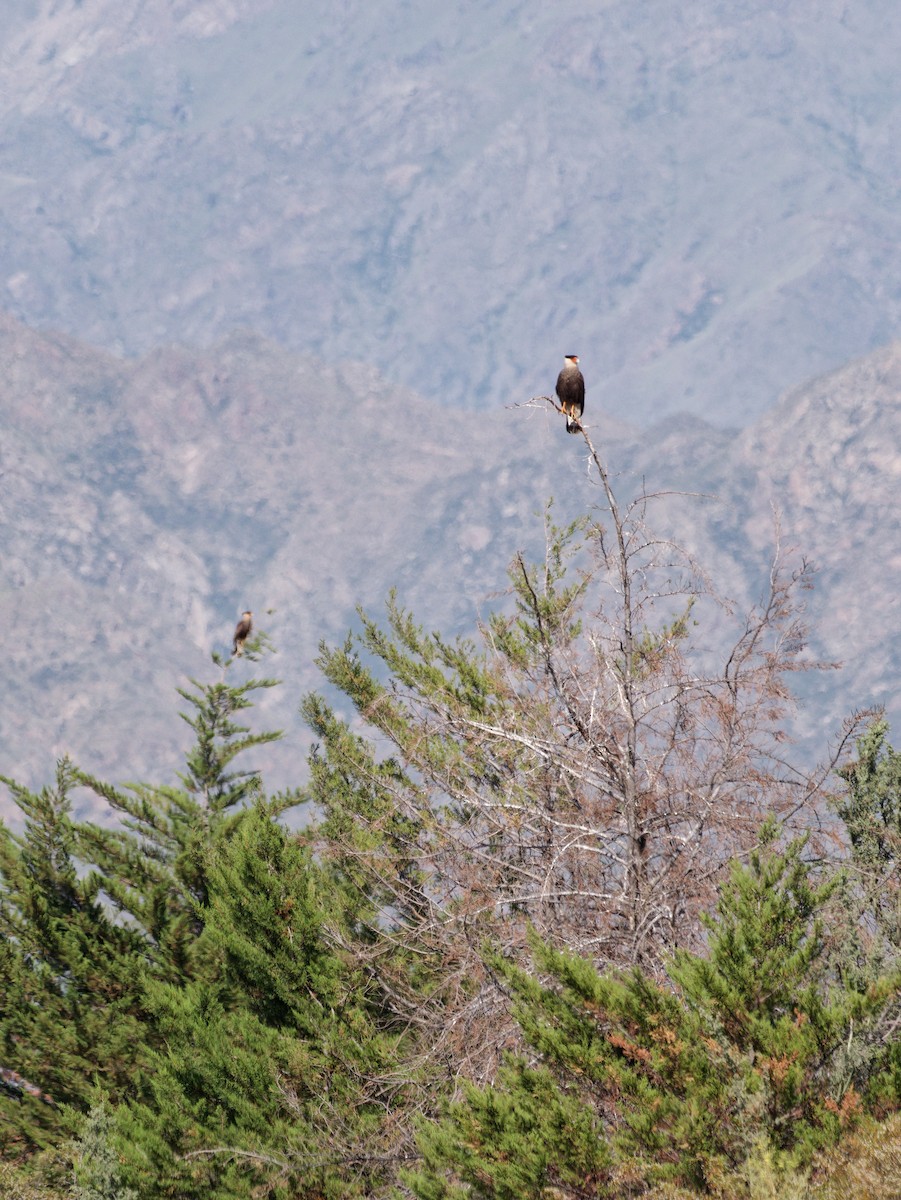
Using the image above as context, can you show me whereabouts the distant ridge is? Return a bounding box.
[2,2,901,425]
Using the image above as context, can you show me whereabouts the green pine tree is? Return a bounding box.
[74,665,287,980]
[407,826,901,1198]
[668,821,898,1165]
[114,802,406,1200]
[0,641,297,1176]
[835,719,901,956]
[833,720,901,1111]
[411,1059,611,1200]
[0,760,150,1155]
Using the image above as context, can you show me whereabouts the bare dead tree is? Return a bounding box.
[304,401,862,1086]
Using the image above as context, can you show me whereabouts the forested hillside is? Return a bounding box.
[1,429,898,1198]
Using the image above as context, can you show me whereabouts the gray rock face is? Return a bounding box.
[3,1,901,426]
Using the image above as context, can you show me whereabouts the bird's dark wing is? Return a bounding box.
[233,617,252,652]
[556,370,585,416]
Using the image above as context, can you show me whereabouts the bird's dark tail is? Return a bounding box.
[566,418,581,434]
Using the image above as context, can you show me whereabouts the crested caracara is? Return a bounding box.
[233,611,253,656]
[555,355,585,433]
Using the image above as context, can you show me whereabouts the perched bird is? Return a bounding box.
[555,354,585,434]
[232,611,253,656]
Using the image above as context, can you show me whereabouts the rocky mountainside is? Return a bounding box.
[0,311,615,808]
[2,313,900,821]
[3,1,901,426]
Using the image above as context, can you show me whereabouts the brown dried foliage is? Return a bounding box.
[307,415,861,1087]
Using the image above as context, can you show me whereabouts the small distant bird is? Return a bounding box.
[555,354,585,434]
[232,611,253,656]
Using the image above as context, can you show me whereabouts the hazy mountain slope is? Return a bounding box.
[3,1,901,426]
[2,314,900,823]
[0,312,624,806]
[734,343,901,727]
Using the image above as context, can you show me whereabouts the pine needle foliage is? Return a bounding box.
[0,760,150,1154]
[408,827,900,1198]
[0,643,306,1179]
[411,1060,612,1200]
[114,802,405,1200]
[70,1100,137,1200]
[831,720,901,1114]
[73,667,286,979]
[835,719,901,957]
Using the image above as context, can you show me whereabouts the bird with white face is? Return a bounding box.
[555,354,585,433]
